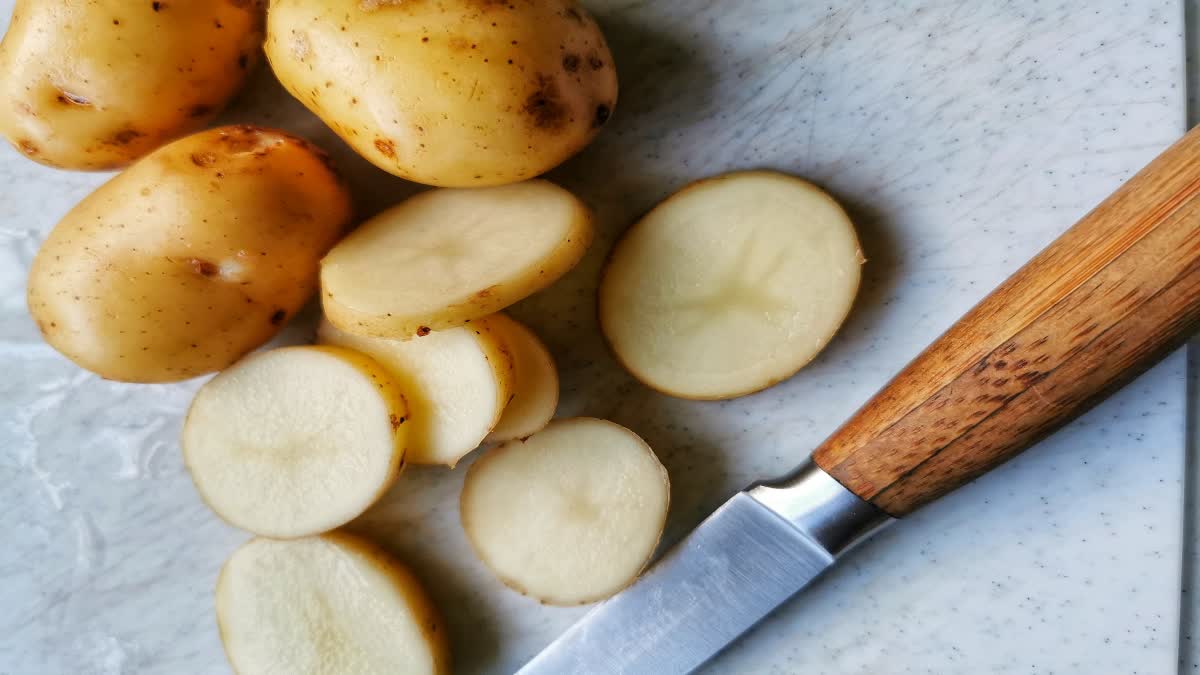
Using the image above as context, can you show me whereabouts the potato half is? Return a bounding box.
[217,533,450,675]
[0,0,263,170]
[183,346,407,538]
[484,314,559,443]
[321,181,592,337]
[599,171,863,400]
[318,317,513,468]
[265,0,617,186]
[461,418,669,605]
[26,125,351,383]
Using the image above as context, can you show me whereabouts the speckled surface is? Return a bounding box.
[0,1,1188,674]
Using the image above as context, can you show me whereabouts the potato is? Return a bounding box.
[318,316,513,467]
[484,313,558,443]
[0,0,263,170]
[183,346,408,538]
[217,533,450,675]
[27,126,352,383]
[599,171,863,400]
[265,0,617,187]
[321,180,592,338]
[461,418,669,605]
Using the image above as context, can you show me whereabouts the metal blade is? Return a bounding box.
[518,493,835,675]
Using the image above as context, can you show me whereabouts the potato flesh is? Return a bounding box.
[461,418,669,605]
[265,0,617,186]
[0,0,262,170]
[318,318,512,467]
[485,314,559,443]
[599,171,863,399]
[183,346,407,538]
[26,126,351,382]
[321,181,592,337]
[217,534,449,675]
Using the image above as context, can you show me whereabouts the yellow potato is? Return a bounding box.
[265,0,618,187]
[0,0,263,170]
[27,126,352,383]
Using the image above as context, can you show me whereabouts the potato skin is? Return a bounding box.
[26,126,352,383]
[265,0,618,187]
[0,0,263,171]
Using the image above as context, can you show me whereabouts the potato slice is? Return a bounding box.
[599,170,863,400]
[183,346,407,538]
[461,418,669,605]
[217,533,450,675]
[484,314,559,443]
[321,181,593,337]
[318,317,512,468]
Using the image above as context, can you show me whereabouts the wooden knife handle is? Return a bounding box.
[812,126,1200,517]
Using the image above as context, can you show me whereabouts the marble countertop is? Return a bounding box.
[0,1,1189,673]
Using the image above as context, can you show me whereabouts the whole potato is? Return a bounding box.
[27,126,352,383]
[0,0,263,170]
[265,0,618,187]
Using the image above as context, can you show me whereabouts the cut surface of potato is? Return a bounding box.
[461,418,669,605]
[485,314,559,443]
[318,317,512,467]
[321,181,592,337]
[217,533,449,675]
[183,346,407,538]
[599,170,863,400]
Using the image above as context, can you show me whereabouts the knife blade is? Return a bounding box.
[519,462,887,674]
[520,124,1200,675]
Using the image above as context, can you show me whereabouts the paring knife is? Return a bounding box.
[519,125,1200,674]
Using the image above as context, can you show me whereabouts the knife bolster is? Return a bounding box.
[749,458,893,556]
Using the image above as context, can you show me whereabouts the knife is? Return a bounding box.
[519,125,1200,674]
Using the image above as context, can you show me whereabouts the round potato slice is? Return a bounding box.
[321,181,593,338]
[461,418,669,605]
[484,314,559,443]
[599,170,863,400]
[217,533,450,675]
[183,346,407,538]
[318,317,513,467]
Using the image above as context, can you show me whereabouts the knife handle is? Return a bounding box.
[812,126,1200,517]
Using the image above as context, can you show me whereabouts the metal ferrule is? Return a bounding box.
[748,457,893,556]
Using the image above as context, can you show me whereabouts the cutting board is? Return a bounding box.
[0,1,1186,673]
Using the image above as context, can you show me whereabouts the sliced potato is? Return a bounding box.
[599,170,863,400]
[318,317,512,468]
[461,418,669,605]
[485,314,559,443]
[217,533,450,675]
[321,181,592,337]
[183,346,407,538]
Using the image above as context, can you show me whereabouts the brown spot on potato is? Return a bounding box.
[563,6,584,22]
[416,326,431,336]
[389,414,406,429]
[109,128,143,146]
[588,54,604,70]
[188,103,214,118]
[191,152,217,167]
[237,54,249,69]
[374,138,396,157]
[17,139,38,156]
[151,1,165,11]
[270,309,286,325]
[562,53,580,72]
[593,103,611,127]
[190,258,219,277]
[523,75,567,130]
[56,91,91,106]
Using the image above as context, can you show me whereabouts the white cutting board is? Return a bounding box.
[0,1,1186,673]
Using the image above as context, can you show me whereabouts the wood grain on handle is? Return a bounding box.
[812,126,1200,517]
